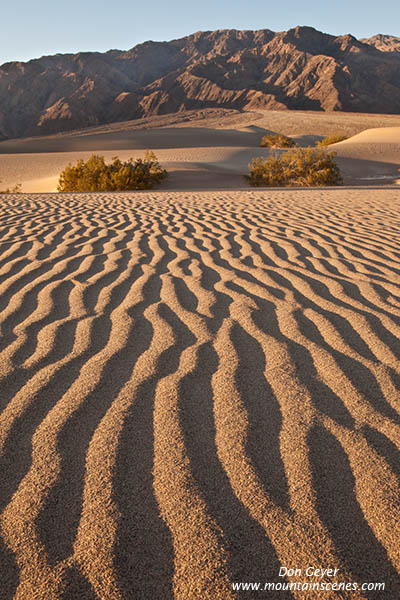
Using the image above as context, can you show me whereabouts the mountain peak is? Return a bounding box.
[360,33,400,52]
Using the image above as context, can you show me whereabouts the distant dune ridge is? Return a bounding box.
[1,26,400,139]
[1,189,400,598]
[1,109,400,192]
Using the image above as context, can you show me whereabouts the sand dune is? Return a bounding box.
[337,127,400,145]
[332,127,400,184]
[334,126,400,162]
[1,111,400,192]
[0,188,400,598]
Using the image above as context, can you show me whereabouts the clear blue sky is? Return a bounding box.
[1,0,399,65]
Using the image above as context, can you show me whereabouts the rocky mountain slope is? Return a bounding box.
[1,26,400,139]
[360,34,400,52]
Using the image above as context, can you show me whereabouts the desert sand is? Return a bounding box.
[0,187,400,599]
[0,109,400,191]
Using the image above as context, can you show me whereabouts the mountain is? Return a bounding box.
[1,26,400,139]
[360,34,400,53]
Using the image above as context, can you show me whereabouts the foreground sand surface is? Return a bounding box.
[1,189,400,599]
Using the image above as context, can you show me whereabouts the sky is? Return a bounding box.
[1,0,399,65]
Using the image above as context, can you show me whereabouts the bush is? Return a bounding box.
[0,182,22,193]
[57,151,167,192]
[246,147,343,187]
[260,133,297,148]
[316,134,348,146]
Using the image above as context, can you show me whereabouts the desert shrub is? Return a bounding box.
[260,133,297,148]
[317,134,348,146]
[0,182,22,193]
[57,151,167,192]
[246,147,342,187]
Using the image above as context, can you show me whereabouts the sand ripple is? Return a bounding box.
[0,189,400,599]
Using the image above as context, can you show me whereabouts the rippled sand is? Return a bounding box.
[1,189,400,599]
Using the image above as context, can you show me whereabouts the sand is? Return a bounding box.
[0,188,400,599]
[1,109,400,192]
[333,127,400,182]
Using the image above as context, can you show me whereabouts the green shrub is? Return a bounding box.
[57,151,167,192]
[316,134,348,146]
[246,147,343,187]
[260,133,297,148]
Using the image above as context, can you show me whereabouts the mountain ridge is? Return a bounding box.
[1,26,400,139]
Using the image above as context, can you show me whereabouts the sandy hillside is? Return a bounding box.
[0,109,400,191]
[0,189,400,599]
[333,127,400,182]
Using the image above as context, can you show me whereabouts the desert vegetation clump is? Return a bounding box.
[246,147,343,187]
[260,133,297,148]
[317,133,349,146]
[57,152,167,192]
[0,182,22,193]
